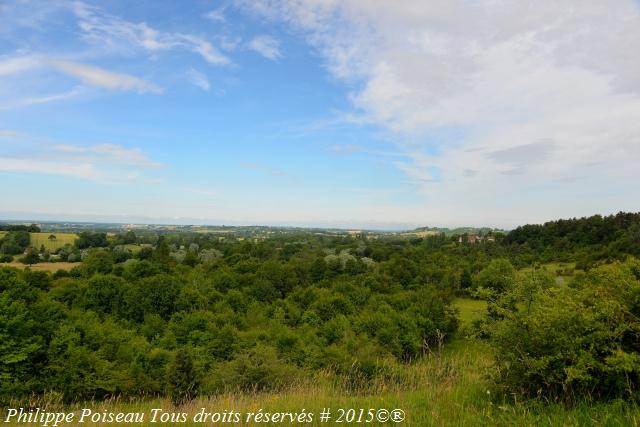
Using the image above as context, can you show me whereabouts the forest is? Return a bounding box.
[1,212,640,424]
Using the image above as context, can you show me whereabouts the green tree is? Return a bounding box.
[168,349,199,405]
[476,258,516,293]
[82,250,114,276]
[20,248,40,266]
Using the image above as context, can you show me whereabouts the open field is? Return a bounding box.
[30,232,78,251]
[0,261,80,272]
[1,299,637,426]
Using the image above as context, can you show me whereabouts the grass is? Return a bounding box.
[1,299,638,426]
[519,262,578,286]
[0,261,80,272]
[30,232,78,251]
[121,244,149,253]
[453,298,487,329]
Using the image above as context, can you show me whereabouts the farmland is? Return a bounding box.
[30,232,78,251]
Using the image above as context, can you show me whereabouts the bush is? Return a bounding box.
[489,260,640,402]
[205,345,298,393]
[476,258,516,293]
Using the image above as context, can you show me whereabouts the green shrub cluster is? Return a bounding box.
[488,260,640,402]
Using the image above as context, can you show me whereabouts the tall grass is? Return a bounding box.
[2,338,637,426]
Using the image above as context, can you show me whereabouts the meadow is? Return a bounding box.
[30,232,78,251]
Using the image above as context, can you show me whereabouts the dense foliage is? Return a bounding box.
[503,212,640,268]
[0,236,459,403]
[487,260,640,402]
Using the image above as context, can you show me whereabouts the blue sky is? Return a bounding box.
[1,1,639,229]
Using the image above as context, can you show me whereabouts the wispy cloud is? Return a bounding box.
[0,158,105,181]
[247,35,282,60]
[0,55,162,96]
[186,68,211,91]
[0,56,40,76]
[52,143,162,168]
[49,59,162,93]
[0,88,83,110]
[204,7,226,23]
[72,1,230,65]
[0,140,162,183]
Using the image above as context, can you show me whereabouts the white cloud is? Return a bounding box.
[49,59,162,93]
[0,158,104,181]
[204,7,226,22]
[241,0,640,226]
[186,68,211,91]
[72,1,230,65]
[0,87,82,110]
[247,35,282,60]
[51,143,162,168]
[0,141,161,183]
[0,56,40,76]
[178,34,230,65]
[0,55,162,97]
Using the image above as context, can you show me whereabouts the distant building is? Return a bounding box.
[458,234,495,244]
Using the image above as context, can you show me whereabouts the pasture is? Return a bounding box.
[30,232,78,251]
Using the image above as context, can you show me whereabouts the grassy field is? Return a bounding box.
[1,298,637,426]
[0,261,80,272]
[519,262,577,286]
[453,298,487,329]
[30,232,78,251]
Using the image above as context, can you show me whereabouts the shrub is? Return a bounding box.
[489,260,640,402]
[476,258,516,293]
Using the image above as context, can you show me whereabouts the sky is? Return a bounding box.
[1,0,639,230]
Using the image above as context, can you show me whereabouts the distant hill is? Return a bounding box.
[411,226,506,237]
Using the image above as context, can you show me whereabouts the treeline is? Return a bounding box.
[0,224,40,232]
[500,212,640,268]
